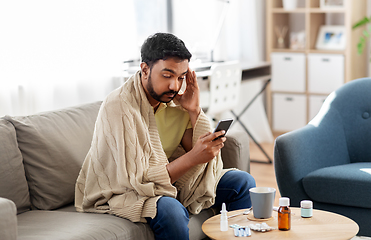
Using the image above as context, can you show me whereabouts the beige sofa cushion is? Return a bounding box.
[0,119,31,213]
[0,197,18,240]
[18,204,213,240]
[4,102,101,210]
[222,129,250,173]
[17,210,154,240]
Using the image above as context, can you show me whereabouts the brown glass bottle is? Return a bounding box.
[278,197,291,231]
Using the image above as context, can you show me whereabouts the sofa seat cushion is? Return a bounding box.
[17,210,154,240]
[303,162,371,208]
[55,203,214,240]
[0,119,30,214]
[188,208,214,240]
[4,102,101,210]
[18,208,214,240]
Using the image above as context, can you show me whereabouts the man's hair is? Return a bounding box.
[141,33,192,68]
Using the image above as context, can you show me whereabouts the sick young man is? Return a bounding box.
[75,33,256,240]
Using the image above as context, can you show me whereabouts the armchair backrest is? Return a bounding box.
[310,78,371,163]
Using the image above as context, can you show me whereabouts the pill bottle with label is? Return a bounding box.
[278,197,291,231]
[301,200,313,218]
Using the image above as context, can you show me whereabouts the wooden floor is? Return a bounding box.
[249,133,281,206]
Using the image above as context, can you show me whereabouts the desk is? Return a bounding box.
[192,61,272,163]
[123,60,270,85]
[202,208,359,240]
[189,61,270,108]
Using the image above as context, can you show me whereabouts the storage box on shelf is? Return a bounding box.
[271,53,306,92]
[308,95,327,121]
[273,93,307,132]
[307,53,344,94]
[266,0,367,133]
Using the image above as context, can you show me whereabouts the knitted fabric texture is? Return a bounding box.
[75,71,226,222]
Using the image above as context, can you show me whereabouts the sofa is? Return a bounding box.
[274,78,371,237]
[0,101,250,240]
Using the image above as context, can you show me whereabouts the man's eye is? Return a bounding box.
[163,75,171,78]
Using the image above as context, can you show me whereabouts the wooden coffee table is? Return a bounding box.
[202,207,359,239]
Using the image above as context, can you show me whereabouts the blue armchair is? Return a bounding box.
[274,78,371,237]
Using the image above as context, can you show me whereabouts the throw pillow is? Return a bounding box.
[0,119,31,213]
[4,101,101,210]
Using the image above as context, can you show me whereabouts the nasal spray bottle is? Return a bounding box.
[220,202,228,231]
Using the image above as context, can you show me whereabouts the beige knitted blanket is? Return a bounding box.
[75,71,226,223]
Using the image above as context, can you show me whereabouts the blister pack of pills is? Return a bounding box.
[249,223,275,232]
[230,224,251,237]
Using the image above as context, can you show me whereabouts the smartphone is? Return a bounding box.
[213,119,233,141]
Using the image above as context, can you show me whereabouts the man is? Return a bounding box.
[75,33,255,240]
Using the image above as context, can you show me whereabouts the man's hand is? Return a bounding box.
[188,130,226,165]
[175,67,200,126]
[166,130,226,183]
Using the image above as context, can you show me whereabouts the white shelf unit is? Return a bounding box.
[266,0,368,133]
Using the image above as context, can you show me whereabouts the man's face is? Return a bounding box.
[141,57,188,106]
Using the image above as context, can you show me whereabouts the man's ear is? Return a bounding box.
[140,62,150,80]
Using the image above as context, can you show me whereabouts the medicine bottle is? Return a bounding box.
[301,200,313,218]
[278,197,291,231]
[220,203,228,231]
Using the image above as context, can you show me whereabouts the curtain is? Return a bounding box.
[0,0,137,117]
[172,0,265,63]
[0,0,266,117]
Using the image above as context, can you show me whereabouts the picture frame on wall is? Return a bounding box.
[320,0,344,9]
[315,25,346,50]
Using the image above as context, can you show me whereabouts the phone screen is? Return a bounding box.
[213,119,233,140]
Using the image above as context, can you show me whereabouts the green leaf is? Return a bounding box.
[353,16,371,55]
[357,44,362,55]
[357,41,365,55]
[353,16,371,29]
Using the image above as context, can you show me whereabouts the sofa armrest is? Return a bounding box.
[221,130,250,173]
[0,197,17,240]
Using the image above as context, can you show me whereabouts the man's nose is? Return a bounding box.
[169,78,179,90]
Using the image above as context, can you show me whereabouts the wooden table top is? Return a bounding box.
[202,207,359,240]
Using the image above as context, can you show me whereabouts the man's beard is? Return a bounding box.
[147,72,178,103]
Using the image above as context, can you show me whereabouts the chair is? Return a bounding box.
[206,61,241,122]
[274,78,371,236]
[205,61,274,164]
